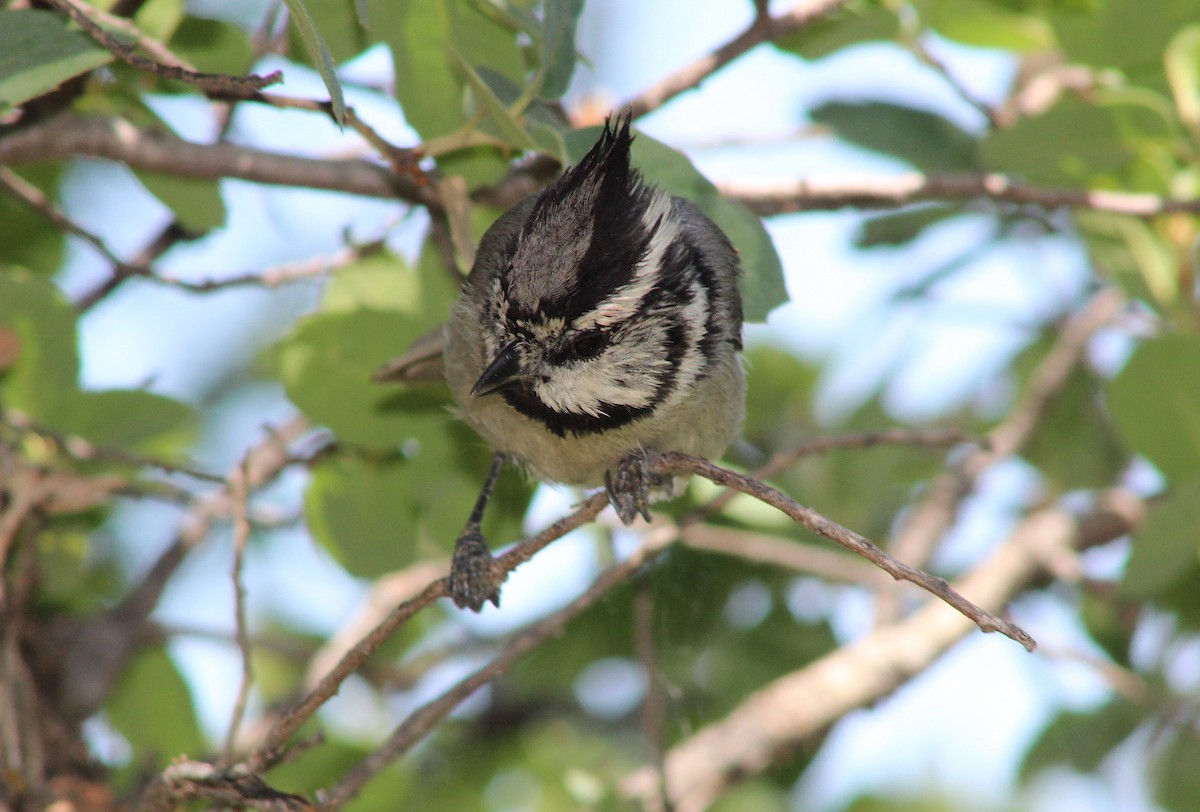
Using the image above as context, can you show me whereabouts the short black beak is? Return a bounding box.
[472,340,523,397]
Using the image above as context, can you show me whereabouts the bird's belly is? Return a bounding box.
[458,362,744,488]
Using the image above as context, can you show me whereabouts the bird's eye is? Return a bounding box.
[567,330,610,361]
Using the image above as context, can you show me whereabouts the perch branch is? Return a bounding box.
[657,452,1036,651]
[239,492,611,774]
[320,524,679,808]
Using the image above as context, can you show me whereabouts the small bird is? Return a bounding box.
[376,114,745,610]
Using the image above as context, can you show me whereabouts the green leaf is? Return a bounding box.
[1052,0,1200,79]
[1022,698,1144,777]
[304,453,426,575]
[452,50,536,150]
[1106,333,1200,483]
[133,0,185,43]
[0,164,64,273]
[169,16,253,76]
[287,0,367,63]
[778,4,899,60]
[811,101,980,172]
[436,145,514,187]
[280,308,431,447]
[1155,731,1200,811]
[1022,365,1126,491]
[370,0,461,138]
[320,252,446,314]
[304,427,530,576]
[1075,210,1179,306]
[0,269,80,421]
[1122,480,1200,598]
[0,9,113,110]
[448,0,526,88]
[1165,25,1200,133]
[136,171,226,233]
[855,204,961,247]
[55,389,195,453]
[981,97,1134,187]
[106,646,206,760]
[564,126,787,321]
[283,0,346,126]
[926,0,1055,52]
[540,0,584,98]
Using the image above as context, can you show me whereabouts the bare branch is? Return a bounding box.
[240,492,611,775]
[0,114,430,205]
[881,287,1124,608]
[0,166,137,275]
[622,0,851,119]
[720,174,1200,218]
[658,452,1037,651]
[320,524,680,809]
[44,0,281,97]
[1,406,223,483]
[702,427,982,517]
[906,35,999,128]
[634,580,672,812]
[224,459,255,764]
[621,489,1147,811]
[682,525,889,585]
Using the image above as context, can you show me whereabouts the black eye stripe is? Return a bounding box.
[546,329,611,364]
[568,330,609,360]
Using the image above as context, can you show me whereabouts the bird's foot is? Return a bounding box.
[448,525,502,611]
[605,448,664,525]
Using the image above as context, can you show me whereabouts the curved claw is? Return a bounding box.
[448,527,502,611]
[605,448,663,525]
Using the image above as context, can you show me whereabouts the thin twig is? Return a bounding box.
[702,427,982,517]
[682,525,888,585]
[0,115,429,205]
[658,452,1036,651]
[240,492,610,775]
[320,524,679,809]
[720,174,1200,218]
[635,580,673,812]
[881,287,1123,613]
[621,0,851,119]
[0,166,142,277]
[224,459,255,764]
[907,35,999,128]
[1,406,224,483]
[45,0,281,97]
[254,94,427,182]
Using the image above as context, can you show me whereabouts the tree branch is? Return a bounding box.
[320,523,679,809]
[0,114,432,206]
[720,174,1200,218]
[44,0,281,98]
[879,286,1123,617]
[658,452,1036,651]
[622,0,851,119]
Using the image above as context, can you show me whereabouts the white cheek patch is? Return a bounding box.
[533,336,671,416]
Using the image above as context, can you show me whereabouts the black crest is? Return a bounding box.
[509,112,658,322]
